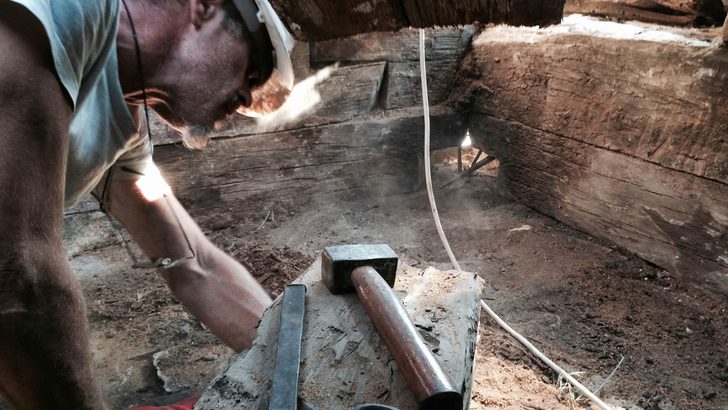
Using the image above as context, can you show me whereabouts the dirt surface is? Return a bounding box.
[55,159,728,409]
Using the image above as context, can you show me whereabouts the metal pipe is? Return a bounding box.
[351,266,462,410]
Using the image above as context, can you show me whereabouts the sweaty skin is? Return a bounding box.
[0,0,273,408]
[114,0,273,352]
[0,2,105,408]
[116,0,264,148]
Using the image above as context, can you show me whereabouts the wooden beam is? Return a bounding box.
[565,0,727,26]
[467,25,728,184]
[464,25,728,292]
[472,114,728,295]
[269,0,565,41]
[311,28,477,110]
[152,107,466,217]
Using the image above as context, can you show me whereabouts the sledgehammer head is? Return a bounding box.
[321,244,398,295]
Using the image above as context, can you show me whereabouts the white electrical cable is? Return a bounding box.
[419,30,462,273]
[417,29,612,410]
[479,300,612,409]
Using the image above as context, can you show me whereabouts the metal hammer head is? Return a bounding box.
[321,244,398,295]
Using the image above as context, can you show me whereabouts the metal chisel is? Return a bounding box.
[269,284,307,410]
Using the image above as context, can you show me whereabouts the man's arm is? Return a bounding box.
[98,175,272,352]
[0,2,106,408]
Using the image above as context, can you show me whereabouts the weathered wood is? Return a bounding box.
[565,0,727,26]
[310,27,477,64]
[472,114,728,294]
[196,259,482,409]
[153,107,466,215]
[466,23,728,184]
[464,25,728,292]
[269,0,565,41]
[311,28,476,110]
[383,60,453,110]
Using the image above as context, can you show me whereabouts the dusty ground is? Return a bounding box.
[48,156,728,409]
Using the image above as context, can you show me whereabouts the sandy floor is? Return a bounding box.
[55,162,728,409]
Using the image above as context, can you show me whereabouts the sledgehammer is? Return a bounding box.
[321,244,462,410]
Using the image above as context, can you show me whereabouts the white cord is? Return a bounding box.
[479,300,612,409]
[419,30,461,273]
[417,29,612,410]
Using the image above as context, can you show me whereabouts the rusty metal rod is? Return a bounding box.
[351,266,462,410]
[469,149,483,169]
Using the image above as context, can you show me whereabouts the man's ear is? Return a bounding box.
[189,0,224,29]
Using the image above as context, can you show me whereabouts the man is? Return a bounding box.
[0,0,293,408]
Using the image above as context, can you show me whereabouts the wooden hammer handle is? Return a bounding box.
[351,266,462,410]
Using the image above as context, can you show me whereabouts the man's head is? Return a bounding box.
[120,0,293,148]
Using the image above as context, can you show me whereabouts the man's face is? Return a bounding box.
[150,6,269,148]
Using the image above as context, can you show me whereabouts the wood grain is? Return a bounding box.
[269,0,565,41]
[464,27,728,292]
[153,107,467,215]
[467,28,728,184]
[565,0,727,26]
[311,28,477,109]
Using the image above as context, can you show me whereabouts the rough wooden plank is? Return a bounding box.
[153,107,466,215]
[565,0,727,26]
[311,28,477,110]
[384,59,457,109]
[310,27,477,65]
[464,21,728,184]
[196,259,482,409]
[64,108,466,255]
[470,114,728,294]
[462,23,728,291]
[269,0,565,41]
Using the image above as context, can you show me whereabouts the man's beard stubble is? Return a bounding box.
[179,124,214,150]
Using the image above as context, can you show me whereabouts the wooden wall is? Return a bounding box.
[268,0,566,41]
[565,0,727,27]
[462,25,728,293]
